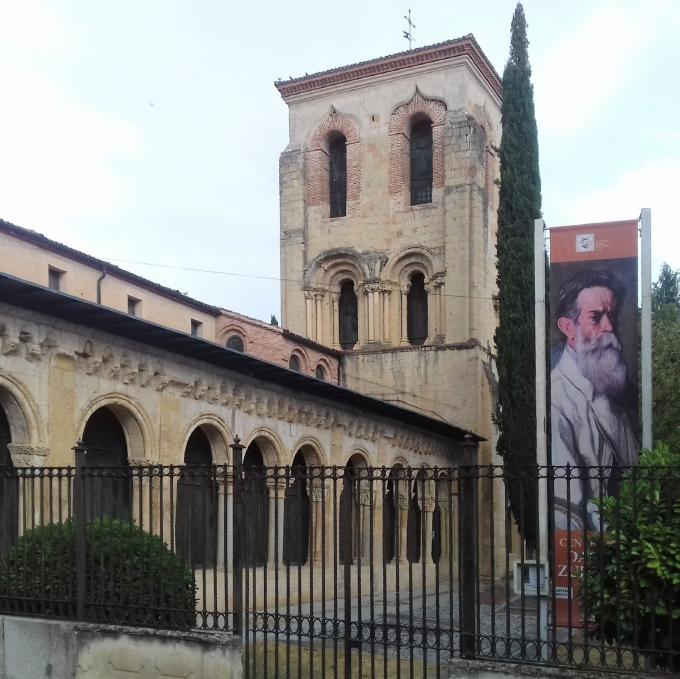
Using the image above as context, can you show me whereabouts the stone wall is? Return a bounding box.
[0,300,461,470]
[0,615,241,679]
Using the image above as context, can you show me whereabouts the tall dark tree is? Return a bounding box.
[652,264,680,451]
[495,3,542,546]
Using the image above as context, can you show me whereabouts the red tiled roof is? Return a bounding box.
[275,35,502,100]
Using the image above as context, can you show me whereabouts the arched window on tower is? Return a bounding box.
[407,272,428,345]
[329,135,347,218]
[410,119,433,205]
[315,364,326,381]
[338,280,358,350]
[289,355,301,372]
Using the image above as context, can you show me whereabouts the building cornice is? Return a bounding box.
[275,35,502,102]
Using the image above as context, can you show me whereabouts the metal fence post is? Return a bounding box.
[460,458,478,659]
[230,436,244,638]
[73,441,87,621]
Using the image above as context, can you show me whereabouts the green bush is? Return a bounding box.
[0,518,196,630]
[582,444,680,669]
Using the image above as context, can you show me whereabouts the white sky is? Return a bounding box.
[1,0,678,321]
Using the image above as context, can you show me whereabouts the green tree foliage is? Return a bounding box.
[0,518,196,629]
[583,444,680,670]
[652,263,680,450]
[495,2,542,546]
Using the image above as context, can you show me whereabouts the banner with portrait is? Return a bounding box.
[548,220,639,625]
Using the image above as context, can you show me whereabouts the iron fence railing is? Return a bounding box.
[0,446,677,676]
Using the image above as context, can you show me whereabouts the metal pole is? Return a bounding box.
[230,435,244,638]
[640,208,653,450]
[73,442,87,621]
[459,458,477,658]
[534,217,549,659]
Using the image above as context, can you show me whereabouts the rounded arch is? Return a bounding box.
[388,89,447,136]
[314,357,333,383]
[384,247,436,287]
[288,346,310,373]
[181,415,233,465]
[304,248,368,289]
[290,436,327,467]
[346,448,371,469]
[243,428,285,467]
[76,393,153,462]
[0,372,43,446]
[308,108,359,150]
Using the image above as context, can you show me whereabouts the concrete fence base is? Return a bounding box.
[0,615,242,679]
[449,658,667,678]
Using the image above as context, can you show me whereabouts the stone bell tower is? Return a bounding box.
[275,36,502,459]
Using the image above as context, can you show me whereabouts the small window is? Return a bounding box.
[329,135,347,218]
[410,119,433,205]
[190,319,202,337]
[315,364,326,381]
[48,266,63,291]
[127,296,140,316]
[339,280,358,350]
[407,272,428,345]
[289,355,301,372]
[226,335,245,353]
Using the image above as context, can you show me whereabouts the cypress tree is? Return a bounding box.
[495,3,542,546]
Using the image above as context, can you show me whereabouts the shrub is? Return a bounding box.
[0,518,196,630]
[582,444,680,669]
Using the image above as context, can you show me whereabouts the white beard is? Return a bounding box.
[575,330,627,399]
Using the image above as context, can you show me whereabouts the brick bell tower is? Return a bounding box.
[275,36,502,463]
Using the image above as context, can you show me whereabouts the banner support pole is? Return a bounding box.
[534,217,549,660]
[640,208,652,450]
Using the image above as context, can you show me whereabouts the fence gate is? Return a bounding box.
[231,453,468,679]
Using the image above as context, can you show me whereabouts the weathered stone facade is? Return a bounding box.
[0,296,467,471]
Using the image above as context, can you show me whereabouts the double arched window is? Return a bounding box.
[329,135,347,218]
[410,119,433,205]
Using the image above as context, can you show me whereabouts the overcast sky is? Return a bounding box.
[1,1,678,321]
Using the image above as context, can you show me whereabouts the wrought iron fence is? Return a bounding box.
[0,448,678,676]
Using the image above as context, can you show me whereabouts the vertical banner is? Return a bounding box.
[548,220,639,625]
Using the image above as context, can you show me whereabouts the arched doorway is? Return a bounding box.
[407,471,424,563]
[0,404,18,556]
[176,428,217,567]
[243,442,268,567]
[81,406,131,521]
[282,451,310,566]
[382,466,400,563]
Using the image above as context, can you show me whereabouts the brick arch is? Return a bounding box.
[306,108,361,216]
[388,90,447,199]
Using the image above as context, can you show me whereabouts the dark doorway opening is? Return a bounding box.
[283,451,310,566]
[81,406,131,521]
[0,405,18,556]
[243,442,268,567]
[383,468,398,563]
[176,428,217,567]
[339,458,360,564]
[407,473,423,563]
